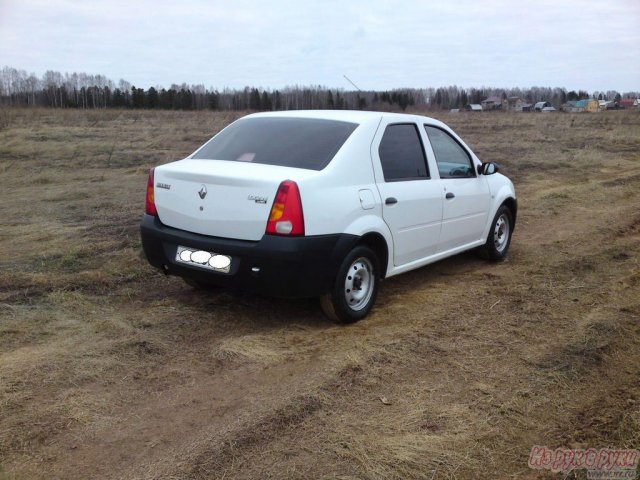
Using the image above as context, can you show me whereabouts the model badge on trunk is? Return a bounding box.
[248,195,267,204]
[198,185,207,199]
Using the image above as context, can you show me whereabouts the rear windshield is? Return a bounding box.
[191,117,358,170]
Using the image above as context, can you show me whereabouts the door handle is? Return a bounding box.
[445,192,455,199]
[385,197,398,205]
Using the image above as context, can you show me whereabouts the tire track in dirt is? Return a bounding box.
[42,355,332,479]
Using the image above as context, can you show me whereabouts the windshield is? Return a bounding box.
[191,117,358,170]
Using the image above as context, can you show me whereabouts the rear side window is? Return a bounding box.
[378,124,429,181]
[424,125,475,178]
[192,117,358,170]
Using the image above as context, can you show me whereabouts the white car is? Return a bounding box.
[140,110,516,322]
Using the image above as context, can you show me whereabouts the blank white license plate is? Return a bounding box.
[175,246,231,273]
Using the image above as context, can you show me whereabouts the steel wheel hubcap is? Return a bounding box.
[494,214,510,253]
[344,257,374,311]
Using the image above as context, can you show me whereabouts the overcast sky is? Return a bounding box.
[1,0,638,92]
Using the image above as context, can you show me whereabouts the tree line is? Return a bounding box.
[1,66,637,111]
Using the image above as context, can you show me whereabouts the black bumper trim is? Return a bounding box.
[140,214,359,298]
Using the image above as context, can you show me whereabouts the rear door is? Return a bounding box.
[423,125,491,251]
[372,122,443,266]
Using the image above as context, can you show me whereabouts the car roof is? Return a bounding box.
[244,110,446,128]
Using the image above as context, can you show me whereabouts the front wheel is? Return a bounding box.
[480,205,513,261]
[320,246,380,323]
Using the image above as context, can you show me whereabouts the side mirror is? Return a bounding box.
[479,162,499,175]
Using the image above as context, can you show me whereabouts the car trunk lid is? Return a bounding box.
[153,159,313,241]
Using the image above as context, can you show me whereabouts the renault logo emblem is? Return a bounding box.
[198,185,207,199]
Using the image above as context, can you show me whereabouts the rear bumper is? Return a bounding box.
[140,214,358,298]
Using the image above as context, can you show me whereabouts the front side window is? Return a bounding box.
[424,126,475,179]
[192,117,358,171]
[378,124,429,181]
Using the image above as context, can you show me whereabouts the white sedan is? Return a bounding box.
[140,110,517,322]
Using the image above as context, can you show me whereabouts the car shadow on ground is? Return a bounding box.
[151,249,490,335]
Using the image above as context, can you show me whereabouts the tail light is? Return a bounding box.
[145,168,157,216]
[266,180,304,236]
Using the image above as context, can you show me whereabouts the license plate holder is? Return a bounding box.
[175,246,231,273]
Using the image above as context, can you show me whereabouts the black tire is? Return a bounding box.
[320,246,380,323]
[480,205,513,261]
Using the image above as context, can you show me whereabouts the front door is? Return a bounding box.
[423,125,491,251]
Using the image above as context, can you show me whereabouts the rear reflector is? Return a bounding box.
[145,168,157,216]
[266,180,304,236]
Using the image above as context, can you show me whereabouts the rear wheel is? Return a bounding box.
[320,246,379,323]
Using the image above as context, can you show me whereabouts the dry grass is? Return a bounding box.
[0,107,639,480]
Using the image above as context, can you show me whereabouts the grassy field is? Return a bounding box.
[0,107,639,480]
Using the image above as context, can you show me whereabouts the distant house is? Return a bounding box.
[561,100,580,112]
[619,99,639,109]
[599,100,613,110]
[562,99,599,113]
[534,101,551,111]
[481,96,504,110]
[577,99,599,112]
[465,104,483,112]
[506,96,526,111]
[541,106,556,113]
